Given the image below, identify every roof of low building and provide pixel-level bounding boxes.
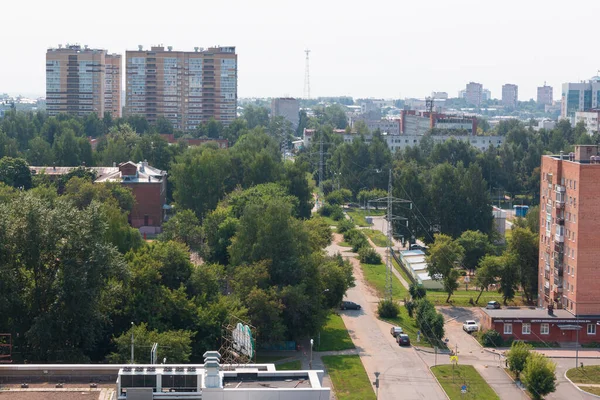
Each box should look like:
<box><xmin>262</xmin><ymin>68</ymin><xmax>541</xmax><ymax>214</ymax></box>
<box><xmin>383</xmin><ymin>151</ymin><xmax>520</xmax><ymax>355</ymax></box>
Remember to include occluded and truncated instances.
<box><xmin>482</xmin><ymin>307</ymin><xmax>575</xmax><ymax>319</ymax></box>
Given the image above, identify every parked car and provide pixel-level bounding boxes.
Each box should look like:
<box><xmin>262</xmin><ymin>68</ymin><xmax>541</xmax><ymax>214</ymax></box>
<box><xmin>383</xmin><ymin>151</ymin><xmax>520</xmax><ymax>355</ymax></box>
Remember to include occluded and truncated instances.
<box><xmin>390</xmin><ymin>326</ymin><xmax>404</xmax><ymax>337</ymax></box>
<box><xmin>409</xmin><ymin>244</ymin><xmax>427</xmax><ymax>252</ymax></box>
<box><xmin>397</xmin><ymin>334</ymin><xmax>411</xmax><ymax>346</ymax></box>
<box><xmin>463</xmin><ymin>320</ymin><xmax>479</xmax><ymax>333</ymax></box>
<box><xmin>340</xmin><ymin>301</ymin><xmax>361</xmax><ymax>310</ymax></box>
<box><xmin>486</xmin><ymin>300</ymin><xmax>501</xmax><ymax>309</ymax></box>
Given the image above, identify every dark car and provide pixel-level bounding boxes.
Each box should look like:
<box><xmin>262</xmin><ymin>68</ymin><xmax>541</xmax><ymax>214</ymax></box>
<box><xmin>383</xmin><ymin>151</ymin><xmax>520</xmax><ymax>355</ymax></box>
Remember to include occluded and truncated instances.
<box><xmin>409</xmin><ymin>244</ymin><xmax>427</xmax><ymax>252</ymax></box>
<box><xmin>340</xmin><ymin>301</ymin><xmax>361</xmax><ymax>310</ymax></box>
<box><xmin>486</xmin><ymin>301</ymin><xmax>501</xmax><ymax>309</ymax></box>
<box><xmin>397</xmin><ymin>334</ymin><xmax>410</xmax><ymax>346</ymax></box>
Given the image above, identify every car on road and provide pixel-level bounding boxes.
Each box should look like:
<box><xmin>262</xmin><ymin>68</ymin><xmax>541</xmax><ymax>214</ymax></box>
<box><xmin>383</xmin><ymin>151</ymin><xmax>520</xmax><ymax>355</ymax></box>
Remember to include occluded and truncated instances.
<box><xmin>397</xmin><ymin>334</ymin><xmax>411</xmax><ymax>346</ymax></box>
<box><xmin>390</xmin><ymin>326</ymin><xmax>404</xmax><ymax>337</ymax></box>
<box><xmin>340</xmin><ymin>301</ymin><xmax>361</xmax><ymax>310</ymax></box>
<box><xmin>486</xmin><ymin>300</ymin><xmax>501</xmax><ymax>309</ymax></box>
<box><xmin>462</xmin><ymin>320</ymin><xmax>479</xmax><ymax>333</ymax></box>
<box><xmin>409</xmin><ymin>244</ymin><xmax>428</xmax><ymax>252</ymax></box>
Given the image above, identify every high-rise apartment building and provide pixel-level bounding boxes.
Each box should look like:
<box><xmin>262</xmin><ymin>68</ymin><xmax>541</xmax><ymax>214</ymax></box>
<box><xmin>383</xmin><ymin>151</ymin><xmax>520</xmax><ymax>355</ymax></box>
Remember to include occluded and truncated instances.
<box><xmin>537</xmin><ymin>84</ymin><xmax>553</xmax><ymax>106</ymax></box>
<box><xmin>465</xmin><ymin>82</ymin><xmax>483</xmax><ymax>106</ymax></box>
<box><xmin>502</xmin><ymin>84</ymin><xmax>518</xmax><ymax>108</ymax></box>
<box><xmin>538</xmin><ymin>146</ymin><xmax>600</xmax><ymax>315</ymax></box>
<box><xmin>271</xmin><ymin>98</ymin><xmax>300</xmax><ymax>130</ymax></box>
<box><xmin>46</xmin><ymin>44</ymin><xmax>111</xmax><ymax>118</ymax></box>
<box><xmin>561</xmin><ymin>76</ymin><xmax>600</xmax><ymax>121</ymax></box>
<box><xmin>105</xmin><ymin>54</ymin><xmax>122</xmax><ymax>118</ymax></box>
<box><xmin>125</xmin><ymin>45</ymin><xmax>237</xmax><ymax>131</ymax></box>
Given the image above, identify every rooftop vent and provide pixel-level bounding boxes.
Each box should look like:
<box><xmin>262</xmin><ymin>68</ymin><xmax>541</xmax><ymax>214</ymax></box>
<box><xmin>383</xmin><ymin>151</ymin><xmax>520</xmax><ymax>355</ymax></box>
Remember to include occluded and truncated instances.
<box><xmin>58</xmin><ymin>44</ymin><xmax>62</xmax><ymax>49</ymax></box>
<box><xmin>194</xmin><ymin>47</ymin><xmax>199</xmax><ymax>52</ymax></box>
<box><xmin>138</xmin><ymin>45</ymin><xmax>143</xmax><ymax>51</ymax></box>
<box><xmin>168</xmin><ymin>46</ymin><xmax>173</xmax><ymax>51</ymax></box>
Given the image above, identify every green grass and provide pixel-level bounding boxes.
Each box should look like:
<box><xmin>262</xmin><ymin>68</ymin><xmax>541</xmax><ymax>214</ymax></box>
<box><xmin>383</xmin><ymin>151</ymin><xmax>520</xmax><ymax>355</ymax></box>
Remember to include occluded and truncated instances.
<box><xmin>361</xmin><ymin>262</ymin><xmax>408</xmax><ymax>300</ymax></box>
<box><xmin>382</xmin><ymin>306</ymin><xmax>440</xmax><ymax>348</ymax></box>
<box><xmin>362</xmin><ymin>229</ymin><xmax>388</xmax><ymax>247</ymax></box>
<box><xmin>277</xmin><ymin>360</ymin><xmax>302</xmax><ymax>370</ymax></box>
<box><xmin>567</xmin><ymin>366</ymin><xmax>600</xmax><ymax>384</ymax></box>
<box><xmin>579</xmin><ymin>386</ymin><xmax>600</xmax><ymax>396</ymax></box>
<box><xmin>346</xmin><ymin>209</ymin><xmax>385</xmax><ymax>227</ymax></box>
<box><xmin>316</xmin><ymin>313</ymin><xmax>355</xmax><ymax>352</ymax></box>
<box><xmin>431</xmin><ymin>365</ymin><xmax>499</xmax><ymax>400</ymax></box>
<box><xmin>425</xmin><ymin>288</ymin><xmax>523</xmax><ymax>307</ymax></box>
<box><xmin>392</xmin><ymin>259</ymin><xmax>415</xmax><ymax>285</ymax></box>
<box><xmin>255</xmin><ymin>354</ymin><xmax>288</xmax><ymax>363</ymax></box>
<box><xmin>322</xmin><ymin>355</ymin><xmax>376</xmax><ymax>400</ymax></box>
<box><xmin>319</xmin><ymin>215</ymin><xmax>342</xmax><ymax>227</ymax></box>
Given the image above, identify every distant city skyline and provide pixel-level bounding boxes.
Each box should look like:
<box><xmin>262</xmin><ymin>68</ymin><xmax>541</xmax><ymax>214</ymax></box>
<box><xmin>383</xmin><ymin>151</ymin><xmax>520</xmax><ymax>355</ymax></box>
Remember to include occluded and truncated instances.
<box><xmin>3</xmin><ymin>0</ymin><xmax>600</xmax><ymax>101</ymax></box>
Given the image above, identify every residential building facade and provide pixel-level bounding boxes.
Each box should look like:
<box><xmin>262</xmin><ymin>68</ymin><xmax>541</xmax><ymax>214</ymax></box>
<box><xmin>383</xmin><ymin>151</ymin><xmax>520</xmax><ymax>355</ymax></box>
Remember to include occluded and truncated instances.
<box><xmin>104</xmin><ymin>54</ymin><xmax>122</xmax><ymax>118</ymax></box>
<box><xmin>561</xmin><ymin>77</ymin><xmax>600</xmax><ymax>121</ymax></box>
<box><xmin>575</xmin><ymin>111</ymin><xmax>600</xmax><ymax>135</ymax></box>
<box><xmin>46</xmin><ymin>44</ymin><xmax>108</xmax><ymax>117</ymax></box>
<box><xmin>271</xmin><ymin>98</ymin><xmax>300</xmax><ymax>130</ymax></box>
<box><xmin>399</xmin><ymin>110</ymin><xmax>478</xmax><ymax>135</ymax></box>
<box><xmin>502</xmin><ymin>84</ymin><xmax>518</xmax><ymax>108</ymax></box>
<box><xmin>537</xmin><ymin>84</ymin><xmax>553</xmax><ymax>106</ymax></box>
<box><xmin>125</xmin><ymin>45</ymin><xmax>237</xmax><ymax>130</ymax></box>
<box><xmin>465</xmin><ymin>82</ymin><xmax>483</xmax><ymax>106</ymax></box>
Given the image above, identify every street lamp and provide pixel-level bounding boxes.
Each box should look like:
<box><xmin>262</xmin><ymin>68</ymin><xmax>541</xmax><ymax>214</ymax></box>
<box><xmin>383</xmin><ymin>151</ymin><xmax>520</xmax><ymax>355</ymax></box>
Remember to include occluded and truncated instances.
<box><xmin>310</xmin><ymin>339</ymin><xmax>314</xmax><ymax>369</ymax></box>
<box><xmin>373</xmin><ymin>371</ymin><xmax>380</xmax><ymax>399</ymax></box>
<box><xmin>130</xmin><ymin>322</ymin><xmax>134</xmax><ymax>364</ymax></box>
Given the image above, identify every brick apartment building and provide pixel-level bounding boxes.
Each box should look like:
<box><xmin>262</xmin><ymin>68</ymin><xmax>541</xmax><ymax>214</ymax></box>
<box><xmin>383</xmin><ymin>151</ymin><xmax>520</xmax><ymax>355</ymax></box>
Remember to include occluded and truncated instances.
<box><xmin>30</xmin><ymin>161</ymin><xmax>167</xmax><ymax>233</ymax></box>
<box><xmin>482</xmin><ymin>145</ymin><xmax>600</xmax><ymax>344</ymax></box>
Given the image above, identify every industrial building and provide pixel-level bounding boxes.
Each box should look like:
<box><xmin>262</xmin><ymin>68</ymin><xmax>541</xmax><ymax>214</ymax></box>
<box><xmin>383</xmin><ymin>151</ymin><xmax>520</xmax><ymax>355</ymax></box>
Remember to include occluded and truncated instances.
<box><xmin>560</xmin><ymin>76</ymin><xmax>600</xmax><ymax>122</ymax></box>
<box><xmin>396</xmin><ymin>250</ymin><xmax>442</xmax><ymax>290</ymax></box>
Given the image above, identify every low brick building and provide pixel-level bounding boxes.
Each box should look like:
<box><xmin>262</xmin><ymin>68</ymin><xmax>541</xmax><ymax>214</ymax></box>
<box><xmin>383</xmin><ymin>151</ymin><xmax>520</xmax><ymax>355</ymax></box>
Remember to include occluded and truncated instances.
<box><xmin>481</xmin><ymin>308</ymin><xmax>600</xmax><ymax>344</ymax></box>
<box><xmin>30</xmin><ymin>161</ymin><xmax>167</xmax><ymax>233</ymax></box>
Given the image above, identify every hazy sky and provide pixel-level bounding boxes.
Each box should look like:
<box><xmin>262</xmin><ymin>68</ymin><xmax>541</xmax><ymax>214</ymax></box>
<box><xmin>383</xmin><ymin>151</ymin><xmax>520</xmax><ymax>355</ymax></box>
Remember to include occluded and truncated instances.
<box><xmin>3</xmin><ymin>0</ymin><xmax>600</xmax><ymax>101</ymax></box>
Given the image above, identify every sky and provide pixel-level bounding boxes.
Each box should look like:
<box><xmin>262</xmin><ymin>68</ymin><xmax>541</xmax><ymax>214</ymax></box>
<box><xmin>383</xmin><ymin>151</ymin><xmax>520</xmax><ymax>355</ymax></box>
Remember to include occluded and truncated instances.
<box><xmin>3</xmin><ymin>0</ymin><xmax>600</xmax><ymax>101</ymax></box>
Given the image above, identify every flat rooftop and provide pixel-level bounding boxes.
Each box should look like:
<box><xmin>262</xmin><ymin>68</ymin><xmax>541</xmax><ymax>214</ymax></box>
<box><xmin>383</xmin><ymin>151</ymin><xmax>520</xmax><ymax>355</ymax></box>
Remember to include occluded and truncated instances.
<box><xmin>223</xmin><ymin>375</ymin><xmax>311</xmax><ymax>389</ymax></box>
<box><xmin>482</xmin><ymin>308</ymin><xmax>575</xmax><ymax>319</ymax></box>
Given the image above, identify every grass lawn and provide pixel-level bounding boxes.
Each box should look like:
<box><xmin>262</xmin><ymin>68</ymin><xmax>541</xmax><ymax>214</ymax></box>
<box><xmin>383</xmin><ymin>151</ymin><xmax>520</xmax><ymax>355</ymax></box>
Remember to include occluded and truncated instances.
<box><xmin>338</xmin><ymin>241</ymin><xmax>352</xmax><ymax>247</ymax></box>
<box><xmin>566</xmin><ymin>366</ymin><xmax>600</xmax><ymax>384</ymax></box>
<box><xmin>361</xmin><ymin>262</ymin><xmax>408</xmax><ymax>300</ymax></box>
<box><xmin>425</xmin><ymin>288</ymin><xmax>523</xmax><ymax>307</ymax></box>
<box><xmin>579</xmin><ymin>386</ymin><xmax>600</xmax><ymax>396</ymax></box>
<box><xmin>346</xmin><ymin>209</ymin><xmax>385</xmax><ymax>227</ymax></box>
<box><xmin>316</xmin><ymin>313</ymin><xmax>355</xmax><ymax>352</ymax></box>
<box><xmin>392</xmin><ymin>259</ymin><xmax>415</xmax><ymax>285</ymax></box>
<box><xmin>431</xmin><ymin>365</ymin><xmax>499</xmax><ymax>400</ymax></box>
<box><xmin>362</xmin><ymin>229</ymin><xmax>388</xmax><ymax>247</ymax></box>
<box><xmin>319</xmin><ymin>215</ymin><xmax>342</xmax><ymax>227</ymax></box>
<box><xmin>277</xmin><ymin>360</ymin><xmax>302</xmax><ymax>370</ymax></box>
<box><xmin>382</xmin><ymin>305</ymin><xmax>441</xmax><ymax>348</ymax></box>
<box><xmin>322</xmin><ymin>355</ymin><xmax>376</xmax><ymax>400</ymax></box>
<box><xmin>255</xmin><ymin>354</ymin><xmax>288</xmax><ymax>363</ymax></box>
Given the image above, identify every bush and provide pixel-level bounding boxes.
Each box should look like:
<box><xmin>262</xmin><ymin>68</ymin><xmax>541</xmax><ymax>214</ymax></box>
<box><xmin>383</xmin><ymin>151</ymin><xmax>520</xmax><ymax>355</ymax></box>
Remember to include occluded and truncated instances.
<box><xmin>459</xmin><ymin>270</ymin><xmax>467</xmax><ymax>276</ymax></box>
<box><xmin>405</xmin><ymin>301</ymin><xmax>416</xmax><ymax>318</ymax></box>
<box><xmin>507</xmin><ymin>341</ymin><xmax>533</xmax><ymax>379</ymax></box>
<box><xmin>409</xmin><ymin>283</ymin><xmax>426</xmax><ymax>300</ymax></box>
<box><xmin>377</xmin><ymin>299</ymin><xmax>400</xmax><ymax>318</ymax></box>
<box><xmin>344</xmin><ymin>229</ymin><xmax>369</xmax><ymax>252</ymax></box>
<box><xmin>358</xmin><ymin>246</ymin><xmax>382</xmax><ymax>264</ymax></box>
<box><xmin>325</xmin><ymin>189</ymin><xmax>352</xmax><ymax>206</ymax></box>
<box><xmin>480</xmin><ymin>329</ymin><xmax>503</xmax><ymax>347</ymax></box>
<box><xmin>337</xmin><ymin>219</ymin><xmax>355</xmax><ymax>234</ymax></box>
<box><xmin>521</xmin><ymin>352</ymin><xmax>557</xmax><ymax>399</ymax></box>
<box><xmin>414</xmin><ymin>299</ymin><xmax>445</xmax><ymax>344</ymax></box>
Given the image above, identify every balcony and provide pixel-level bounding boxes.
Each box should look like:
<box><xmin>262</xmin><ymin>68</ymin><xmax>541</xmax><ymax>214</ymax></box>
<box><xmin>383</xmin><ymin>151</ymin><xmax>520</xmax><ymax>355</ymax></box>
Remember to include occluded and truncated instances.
<box><xmin>555</xmin><ymin>200</ymin><xmax>565</xmax><ymax>209</ymax></box>
<box><xmin>555</xmin><ymin>233</ymin><xmax>564</xmax><ymax>243</ymax></box>
<box><xmin>555</xmin><ymin>185</ymin><xmax>566</xmax><ymax>193</ymax></box>
<box><xmin>545</xmin><ymin>271</ymin><xmax>551</xmax><ymax>281</ymax></box>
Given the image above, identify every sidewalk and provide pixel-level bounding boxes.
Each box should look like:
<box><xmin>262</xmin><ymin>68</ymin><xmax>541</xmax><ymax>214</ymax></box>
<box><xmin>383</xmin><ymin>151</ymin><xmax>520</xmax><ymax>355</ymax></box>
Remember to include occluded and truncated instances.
<box><xmin>484</xmin><ymin>347</ymin><xmax>600</xmax><ymax>359</ymax></box>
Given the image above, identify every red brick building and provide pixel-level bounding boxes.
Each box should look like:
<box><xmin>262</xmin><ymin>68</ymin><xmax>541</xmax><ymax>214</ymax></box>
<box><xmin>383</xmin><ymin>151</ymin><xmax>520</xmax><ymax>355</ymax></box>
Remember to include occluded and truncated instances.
<box><xmin>30</xmin><ymin>161</ymin><xmax>167</xmax><ymax>233</ymax></box>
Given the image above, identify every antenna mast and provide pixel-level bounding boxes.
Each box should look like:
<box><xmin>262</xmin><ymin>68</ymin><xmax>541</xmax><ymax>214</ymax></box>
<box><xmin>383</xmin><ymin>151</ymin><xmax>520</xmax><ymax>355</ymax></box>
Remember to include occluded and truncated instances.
<box><xmin>304</xmin><ymin>49</ymin><xmax>311</xmax><ymax>99</ymax></box>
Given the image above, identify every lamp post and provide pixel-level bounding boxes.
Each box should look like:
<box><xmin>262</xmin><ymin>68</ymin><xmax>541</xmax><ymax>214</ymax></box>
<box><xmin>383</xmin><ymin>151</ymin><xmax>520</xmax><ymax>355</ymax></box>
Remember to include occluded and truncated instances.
<box><xmin>310</xmin><ymin>339</ymin><xmax>314</xmax><ymax>369</ymax></box>
<box><xmin>130</xmin><ymin>322</ymin><xmax>134</xmax><ymax>364</ymax></box>
<box><xmin>373</xmin><ymin>371</ymin><xmax>380</xmax><ymax>399</ymax></box>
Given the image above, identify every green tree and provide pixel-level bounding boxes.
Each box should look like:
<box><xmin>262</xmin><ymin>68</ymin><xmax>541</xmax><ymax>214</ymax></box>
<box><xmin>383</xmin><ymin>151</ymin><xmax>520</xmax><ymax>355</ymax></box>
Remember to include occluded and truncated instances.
<box><xmin>507</xmin><ymin>227</ymin><xmax>539</xmax><ymax>303</ymax></box>
<box><xmin>0</xmin><ymin>157</ymin><xmax>32</xmax><ymax>189</ymax></box>
<box><xmin>108</xmin><ymin>323</ymin><xmax>192</xmax><ymax>363</ymax></box>
<box><xmin>27</xmin><ymin>137</ymin><xmax>54</xmax><ymax>166</ymax></box>
<box><xmin>414</xmin><ymin>299</ymin><xmax>445</xmax><ymax>344</ymax></box>
<box><xmin>53</xmin><ymin>128</ymin><xmax>81</xmax><ymax>166</ymax></box>
<box><xmin>245</xmin><ymin>287</ymin><xmax>286</xmax><ymax>343</ymax></box>
<box><xmin>203</xmin><ymin>206</ymin><xmax>239</xmax><ymax>265</ymax></box>
<box><xmin>426</xmin><ymin>234</ymin><xmax>465</xmax><ymax>302</ymax></box>
<box><xmin>229</xmin><ymin>129</ymin><xmax>283</xmax><ymax>188</ymax></box>
<box><xmin>409</xmin><ymin>283</ymin><xmax>426</xmax><ymax>300</ymax></box>
<box><xmin>521</xmin><ymin>352</ymin><xmax>557</xmax><ymax>400</ymax></box>
<box><xmin>507</xmin><ymin>340</ymin><xmax>532</xmax><ymax>379</ymax></box>
<box><xmin>159</xmin><ymin>209</ymin><xmax>203</xmax><ymax>251</ymax></box>
<box><xmin>498</xmin><ymin>259</ymin><xmax>519</xmax><ymax>305</ymax></box>
<box><xmin>474</xmin><ymin>256</ymin><xmax>502</xmax><ymax>303</ymax></box>
<box><xmin>243</xmin><ymin>104</ymin><xmax>270</xmax><ymax>129</ymax></box>
<box><xmin>456</xmin><ymin>230</ymin><xmax>494</xmax><ymax>270</ymax></box>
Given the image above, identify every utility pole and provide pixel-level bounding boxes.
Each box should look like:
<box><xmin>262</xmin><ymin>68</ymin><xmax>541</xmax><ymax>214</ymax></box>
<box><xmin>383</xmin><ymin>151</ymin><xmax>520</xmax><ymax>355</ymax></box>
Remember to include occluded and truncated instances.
<box><xmin>304</xmin><ymin>49</ymin><xmax>311</xmax><ymax>100</ymax></box>
<box><xmin>318</xmin><ymin>132</ymin><xmax>324</xmax><ymax>209</ymax></box>
<box><xmin>130</xmin><ymin>322</ymin><xmax>134</xmax><ymax>364</ymax></box>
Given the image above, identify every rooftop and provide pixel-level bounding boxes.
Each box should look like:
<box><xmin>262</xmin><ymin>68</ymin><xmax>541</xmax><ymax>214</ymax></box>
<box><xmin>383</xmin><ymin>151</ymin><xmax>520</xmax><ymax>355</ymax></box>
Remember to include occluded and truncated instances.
<box><xmin>482</xmin><ymin>307</ymin><xmax>575</xmax><ymax>319</ymax></box>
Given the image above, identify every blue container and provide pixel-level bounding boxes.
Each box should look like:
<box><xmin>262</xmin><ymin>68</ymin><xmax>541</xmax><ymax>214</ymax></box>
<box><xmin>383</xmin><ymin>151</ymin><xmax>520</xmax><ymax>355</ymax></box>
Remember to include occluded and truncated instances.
<box><xmin>513</xmin><ymin>205</ymin><xmax>529</xmax><ymax>217</ymax></box>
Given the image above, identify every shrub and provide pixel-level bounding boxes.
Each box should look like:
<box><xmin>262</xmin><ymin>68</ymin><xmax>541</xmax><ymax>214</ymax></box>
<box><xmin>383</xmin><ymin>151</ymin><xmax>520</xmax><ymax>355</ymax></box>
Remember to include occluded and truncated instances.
<box><xmin>480</xmin><ymin>329</ymin><xmax>503</xmax><ymax>347</ymax></box>
<box><xmin>325</xmin><ymin>189</ymin><xmax>352</xmax><ymax>206</ymax></box>
<box><xmin>344</xmin><ymin>229</ymin><xmax>369</xmax><ymax>252</ymax></box>
<box><xmin>358</xmin><ymin>246</ymin><xmax>382</xmax><ymax>264</ymax></box>
<box><xmin>414</xmin><ymin>299</ymin><xmax>445</xmax><ymax>344</ymax></box>
<box><xmin>521</xmin><ymin>352</ymin><xmax>557</xmax><ymax>399</ymax></box>
<box><xmin>409</xmin><ymin>283</ymin><xmax>426</xmax><ymax>300</ymax></box>
<box><xmin>405</xmin><ymin>300</ymin><xmax>416</xmax><ymax>318</ymax></box>
<box><xmin>337</xmin><ymin>219</ymin><xmax>355</xmax><ymax>234</ymax></box>
<box><xmin>459</xmin><ymin>270</ymin><xmax>467</xmax><ymax>276</ymax></box>
<box><xmin>377</xmin><ymin>299</ymin><xmax>400</xmax><ymax>318</ymax></box>
<box><xmin>507</xmin><ymin>341</ymin><xmax>533</xmax><ymax>379</ymax></box>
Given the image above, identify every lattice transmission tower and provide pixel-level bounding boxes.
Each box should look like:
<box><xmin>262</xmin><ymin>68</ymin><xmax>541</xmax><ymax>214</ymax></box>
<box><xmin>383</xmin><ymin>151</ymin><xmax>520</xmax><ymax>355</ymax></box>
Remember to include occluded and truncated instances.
<box><xmin>304</xmin><ymin>49</ymin><xmax>311</xmax><ymax>99</ymax></box>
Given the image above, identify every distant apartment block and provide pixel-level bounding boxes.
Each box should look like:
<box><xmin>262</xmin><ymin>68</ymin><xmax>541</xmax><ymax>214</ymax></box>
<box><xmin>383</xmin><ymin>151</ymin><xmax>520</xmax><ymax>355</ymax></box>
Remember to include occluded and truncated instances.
<box><xmin>537</xmin><ymin>83</ymin><xmax>553</xmax><ymax>106</ymax></box>
<box><xmin>125</xmin><ymin>45</ymin><xmax>237</xmax><ymax>130</ymax></box>
<box><xmin>431</xmin><ymin>92</ymin><xmax>448</xmax><ymax>100</ymax></box>
<box><xmin>271</xmin><ymin>98</ymin><xmax>300</xmax><ymax>130</ymax></box>
<box><xmin>561</xmin><ymin>76</ymin><xmax>600</xmax><ymax>121</ymax></box>
<box><xmin>502</xmin><ymin>84</ymin><xmax>518</xmax><ymax>108</ymax></box>
<box><xmin>105</xmin><ymin>54</ymin><xmax>122</xmax><ymax>118</ymax></box>
<box><xmin>349</xmin><ymin>116</ymin><xmax>401</xmax><ymax>135</ymax></box>
<box><xmin>465</xmin><ymin>82</ymin><xmax>483</xmax><ymax>106</ymax></box>
<box><xmin>575</xmin><ymin>111</ymin><xmax>600</xmax><ymax>135</ymax></box>
<box><xmin>399</xmin><ymin>110</ymin><xmax>477</xmax><ymax>135</ymax></box>
<box><xmin>46</xmin><ymin>44</ymin><xmax>118</xmax><ymax>118</ymax></box>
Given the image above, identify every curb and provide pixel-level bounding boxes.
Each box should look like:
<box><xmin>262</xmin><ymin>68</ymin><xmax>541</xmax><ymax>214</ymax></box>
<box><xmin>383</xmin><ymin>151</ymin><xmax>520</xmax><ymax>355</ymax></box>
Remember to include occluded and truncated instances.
<box><xmin>501</xmin><ymin>368</ymin><xmax>532</xmax><ymax>399</ymax></box>
<box><xmin>429</xmin><ymin>366</ymin><xmax>450</xmax><ymax>400</ymax></box>
<box><xmin>564</xmin><ymin>370</ymin><xmax>600</xmax><ymax>399</ymax></box>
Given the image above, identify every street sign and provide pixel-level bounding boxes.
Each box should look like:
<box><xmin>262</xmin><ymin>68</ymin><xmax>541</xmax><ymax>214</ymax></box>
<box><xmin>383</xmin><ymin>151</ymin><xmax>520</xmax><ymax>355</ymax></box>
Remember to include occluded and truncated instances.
<box><xmin>461</xmin><ymin>385</ymin><xmax>467</xmax><ymax>394</ymax></box>
<box><xmin>450</xmin><ymin>355</ymin><xmax>458</xmax><ymax>364</ymax></box>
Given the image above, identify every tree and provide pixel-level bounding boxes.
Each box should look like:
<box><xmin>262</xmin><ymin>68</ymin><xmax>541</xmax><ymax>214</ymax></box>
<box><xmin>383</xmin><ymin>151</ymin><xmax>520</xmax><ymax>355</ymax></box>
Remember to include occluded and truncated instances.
<box><xmin>245</xmin><ymin>288</ymin><xmax>286</xmax><ymax>343</ymax></box>
<box><xmin>108</xmin><ymin>323</ymin><xmax>192</xmax><ymax>363</ymax></box>
<box><xmin>414</xmin><ymin>299</ymin><xmax>445</xmax><ymax>344</ymax></box>
<box><xmin>426</xmin><ymin>234</ymin><xmax>465</xmax><ymax>302</ymax></box>
<box><xmin>160</xmin><ymin>209</ymin><xmax>203</xmax><ymax>251</ymax></box>
<box><xmin>243</xmin><ymin>105</ymin><xmax>270</xmax><ymax>129</ymax></box>
<box><xmin>507</xmin><ymin>227</ymin><xmax>539</xmax><ymax>303</ymax></box>
<box><xmin>474</xmin><ymin>256</ymin><xmax>502</xmax><ymax>303</ymax></box>
<box><xmin>498</xmin><ymin>259</ymin><xmax>519</xmax><ymax>305</ymax></box>
<box><xmin>0</xmin><ymin>157</ymin><xmax>32</xmax><ymax>189</ymax></box>
<box><xmin>506</xmin><ymin>340</ymin><xmax>532</xmax><ymax>379</ymax></box>
<box><xmin>53</xmin><ymin>128</ymin><xmax>81</xmax><ymax>166</ymax></box>
<box><xmin>521</xmin><ymin>352</ymin><xmax>557</xmax><ymax>400</ymax></box>
<box><xmin>409</xmin><ymin>283</ymin><xmax>426</xmax><ymax>300</ymax></box>
<box><xmin>27</xmin><ymin>137</ymin><xmax>54</xmax><ymax>166</ymax></box>
<box><xmin>456</xmin><ymin>230</ymin><xmax>494</xmax><ymax>270</ymax></box>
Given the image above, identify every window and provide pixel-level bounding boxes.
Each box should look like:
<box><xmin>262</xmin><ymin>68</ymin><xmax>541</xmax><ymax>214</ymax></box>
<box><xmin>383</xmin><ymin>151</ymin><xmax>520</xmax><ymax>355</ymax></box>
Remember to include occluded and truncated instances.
<box><xmin>504</xmin><ymin>323</ymin><xmax>513</xmax><ymax>334</ymax></box>
<box><xmin>541</xmin><ymin>323</ymin><xmax>549</xmax><ymax>335</ymax></box>
<box><xmin>522</xmin><ymin>323</ymin><xmax>531</xmax><ymax>334</ymax></box>
<box><xmin>588</xmin><ymin>324</ymin><xmax>596</xmax><ymax>335</ymax></box>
